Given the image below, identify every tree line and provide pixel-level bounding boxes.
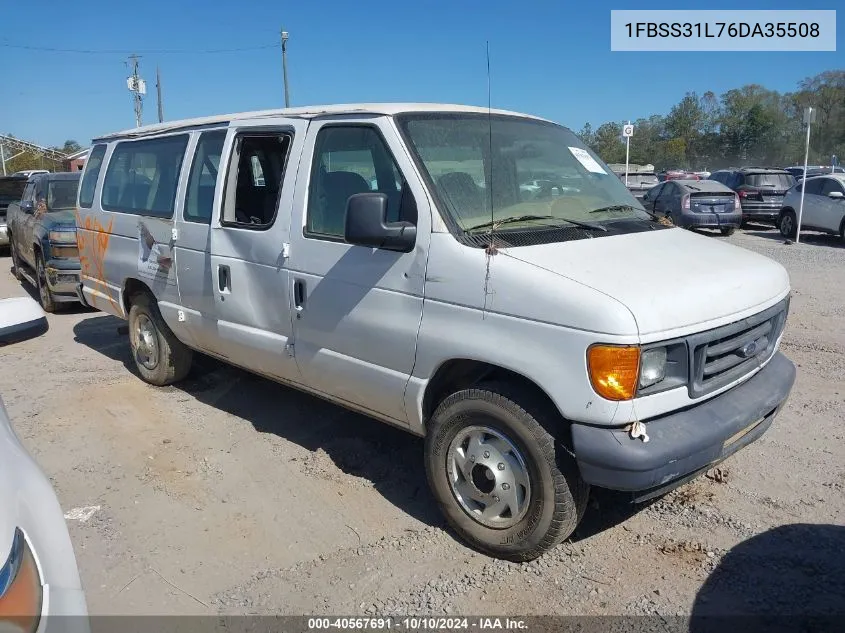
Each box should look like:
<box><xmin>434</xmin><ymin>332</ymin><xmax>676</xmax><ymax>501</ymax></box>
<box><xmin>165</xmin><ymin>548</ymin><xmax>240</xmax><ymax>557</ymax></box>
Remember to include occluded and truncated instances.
<box><xmin>578</xmin><ymin>70</ymin><xmax>844</xmax><ymax>172</ymax></box>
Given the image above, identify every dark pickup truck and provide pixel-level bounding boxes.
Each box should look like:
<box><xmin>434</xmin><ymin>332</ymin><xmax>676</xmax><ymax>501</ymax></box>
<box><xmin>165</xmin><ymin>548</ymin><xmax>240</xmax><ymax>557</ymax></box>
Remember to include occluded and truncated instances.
<box><xmin>7</xmin><ymin>172</ymin><xmax>82</xmax><ymax>311</ymax></box>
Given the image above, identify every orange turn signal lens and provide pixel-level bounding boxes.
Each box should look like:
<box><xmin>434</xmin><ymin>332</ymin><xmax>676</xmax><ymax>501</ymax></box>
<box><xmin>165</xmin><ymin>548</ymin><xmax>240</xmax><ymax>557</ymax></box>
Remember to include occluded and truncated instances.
<box><xmin>0</xmin><ymin>529</ymin><xmax>42</xmax><ymax>633</ymax></box>
<box><xmin>587</xmin><ymin>345</ymin><xmax>641</xmax><ymax>401</ymax></box>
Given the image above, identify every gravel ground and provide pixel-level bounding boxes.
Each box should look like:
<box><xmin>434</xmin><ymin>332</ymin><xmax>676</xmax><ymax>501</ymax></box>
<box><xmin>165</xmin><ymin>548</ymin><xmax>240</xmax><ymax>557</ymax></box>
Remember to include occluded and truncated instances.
<box><xmin>1</xmin><ymin>225</ymin><xmax>843</xmax><ymax>620</ymax></box>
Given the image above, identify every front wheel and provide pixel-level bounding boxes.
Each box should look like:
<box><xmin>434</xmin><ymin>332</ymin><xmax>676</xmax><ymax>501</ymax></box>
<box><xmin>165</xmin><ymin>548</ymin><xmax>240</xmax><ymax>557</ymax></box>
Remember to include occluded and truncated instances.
<box><xmin>779</xmin><ymin>210</ymin><xmax>797</xmax><ymax>238</ymax></box>
<box><xmin>35</xmin><ymin>254</ymin><xmax>58</xmax><ymax>313</ymax></box>
<box><xmin>425</xmin><ymin>383</ymin><xmax>588</xmax><ymax>561</ymax></box>
<box><xmin>720</xmin><ymin>227</ymin><xmax>736</xmax><ymax>236</ymax></box>
<box><xmin>128</xmin><ymin>292</ymin><xmax>193</xmax><ymax>386</ymax></box>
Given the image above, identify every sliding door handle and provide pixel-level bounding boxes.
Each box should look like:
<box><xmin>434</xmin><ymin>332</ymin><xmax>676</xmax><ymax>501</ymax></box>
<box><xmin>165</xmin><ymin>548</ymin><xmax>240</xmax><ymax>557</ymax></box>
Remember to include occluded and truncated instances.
<box><xmin>218</xmin><ymin>265</ymin><xmax>231</xmax><ymax>292</ymax></box>
<box><xmin>293</xmin><ymin>279</ymin><xmax>306</xmax><ymax>313</ymax></box>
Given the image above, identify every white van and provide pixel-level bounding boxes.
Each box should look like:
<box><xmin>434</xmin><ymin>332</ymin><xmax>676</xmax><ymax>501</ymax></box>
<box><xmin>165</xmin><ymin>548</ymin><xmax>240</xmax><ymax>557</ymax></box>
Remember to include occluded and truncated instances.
<box><xmin>75</xmin><ymin>104</ymin><xmax>795</xmax><ymax>561</ymax></box>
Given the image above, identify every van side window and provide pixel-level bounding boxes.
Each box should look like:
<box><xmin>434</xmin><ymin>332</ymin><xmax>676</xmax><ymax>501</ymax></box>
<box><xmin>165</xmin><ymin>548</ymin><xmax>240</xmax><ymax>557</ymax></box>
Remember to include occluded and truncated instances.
<box><xmin>79</xmin><ymin>144</ymin><xmax>107</xmax><ymax>208</ymax></box>
<box><xmin>306</xmin><ymin>126</ymin><xmax>415</xmax><ymax>240</ymax></box>
<box><xmin>184</xmin><ymin>130</ymin><xmax>226</xmax><ymax>224</ymax></box>
<box><xmin>221</xmin><ymin>134</ymin><xmax>291</xmax><ymax>228</ymax></box>
<box><xmin>101</xmin><ymin>134</ymin><xmax>189</xmax><ymax>217</ymax></box>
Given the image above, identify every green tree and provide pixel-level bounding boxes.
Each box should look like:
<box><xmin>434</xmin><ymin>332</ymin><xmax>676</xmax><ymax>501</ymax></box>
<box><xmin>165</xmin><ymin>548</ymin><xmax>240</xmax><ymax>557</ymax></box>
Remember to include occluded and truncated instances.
<box><xmin>593</xmin><ymin>122</ymin><xmax>625</xmax><ymax>164</ymax></box>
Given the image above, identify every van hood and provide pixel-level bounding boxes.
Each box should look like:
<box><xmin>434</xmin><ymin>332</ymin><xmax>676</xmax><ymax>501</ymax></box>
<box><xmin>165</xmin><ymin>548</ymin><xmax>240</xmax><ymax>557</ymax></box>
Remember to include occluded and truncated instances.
<box><xmin>502</xmin><ymin>227</ymin><xmax>790</xmax><ymax>337</ymax></box>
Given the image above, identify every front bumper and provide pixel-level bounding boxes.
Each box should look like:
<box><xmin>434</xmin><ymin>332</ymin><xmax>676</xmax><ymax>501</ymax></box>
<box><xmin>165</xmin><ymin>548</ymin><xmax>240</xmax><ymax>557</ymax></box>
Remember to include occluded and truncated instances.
<box><xmin>571</xmin><ymin>351</ymin><xmax>795</xmax><ymax>499</ymax></box>
<box><xmin>45</xmin><ymin>262</ymin><xmax>81</xmax><ymax>300</ymax></box>
<box><xmin>0</xmin><ymin>223</ymin><xmax>8</xmax><ymax>246</ymax></box>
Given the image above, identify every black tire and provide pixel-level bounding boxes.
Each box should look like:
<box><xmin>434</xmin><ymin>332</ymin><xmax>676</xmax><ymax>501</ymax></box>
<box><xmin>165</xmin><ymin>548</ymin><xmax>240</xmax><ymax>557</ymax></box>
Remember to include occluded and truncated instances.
<box><xmin>425</xmin><ymin>382</ymin><xmax>589</xmax><ymax>562</ymax></box>
<box><xmin>779</xmin><ymin>210</ymin><xmax>797</xmax><ymax>239</ymax></box>
<box><xmin>720</xmin><ymin>227</ymin><xmax>736</xmax><ymax>236</ymax></box>
<box><xmin>127</xmin><ymin>292</ymin><xmax>193</xmax><ymax>386</ymax></box>
<box><xmin>9</xmin><ymin>238</ymin><xmax>23</xmax><ymax>281</ymax></box>
<box><xmin>35</xmin><ymin>253</ymin><xmax>58</xmax><ymax>313</ymax></box>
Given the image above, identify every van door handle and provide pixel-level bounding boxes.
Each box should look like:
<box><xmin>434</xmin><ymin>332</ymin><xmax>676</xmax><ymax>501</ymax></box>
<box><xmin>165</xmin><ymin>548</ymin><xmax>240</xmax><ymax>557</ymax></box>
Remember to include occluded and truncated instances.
<box><xmin>293</xmin><ymin>279</ymin><xmax>306</xmax><ymax>313</ymax></box>
<box><xmin>218</xmin><ymin>265</ymin><xmax>231</xmax><ymax>293</ymax></box>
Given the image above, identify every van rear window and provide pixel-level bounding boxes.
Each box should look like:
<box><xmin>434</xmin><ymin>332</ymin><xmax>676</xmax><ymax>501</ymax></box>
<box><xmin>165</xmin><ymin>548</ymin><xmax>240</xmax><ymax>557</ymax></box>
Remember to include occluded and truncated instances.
<box><xmin>101</xmin><ymin>134</ymin><xmax>189</xmax><ymax>217</ymax></box>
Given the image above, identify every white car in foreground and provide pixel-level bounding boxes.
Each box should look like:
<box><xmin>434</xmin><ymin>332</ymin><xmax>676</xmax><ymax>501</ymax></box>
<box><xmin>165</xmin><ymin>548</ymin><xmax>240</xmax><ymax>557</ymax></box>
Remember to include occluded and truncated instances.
<box><xmin>0</xmin><ymin>297</ymin><xmax>88</xmax><ymax>633</ymax></box>
<box><xmin>778</xmin><ymin>174</ymin><xmax>845</xmax><ymax>240</ymax></box>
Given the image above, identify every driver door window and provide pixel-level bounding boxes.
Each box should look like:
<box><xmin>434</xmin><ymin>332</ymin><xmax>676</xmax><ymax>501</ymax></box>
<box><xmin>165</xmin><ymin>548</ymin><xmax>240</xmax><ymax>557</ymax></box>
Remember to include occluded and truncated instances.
<box><xmin>305</xmin><ymin>126</ymin><xmax>413</xmax><ymax>240</ymax></box>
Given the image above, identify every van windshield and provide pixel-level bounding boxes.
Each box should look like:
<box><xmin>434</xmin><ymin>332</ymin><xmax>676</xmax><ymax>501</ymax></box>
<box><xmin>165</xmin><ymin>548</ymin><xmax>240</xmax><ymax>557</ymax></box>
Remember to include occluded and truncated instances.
<box><xmin>397</xmin><ymin>114</ymin><xmax>650</xmax><ymax>233</ymax></box>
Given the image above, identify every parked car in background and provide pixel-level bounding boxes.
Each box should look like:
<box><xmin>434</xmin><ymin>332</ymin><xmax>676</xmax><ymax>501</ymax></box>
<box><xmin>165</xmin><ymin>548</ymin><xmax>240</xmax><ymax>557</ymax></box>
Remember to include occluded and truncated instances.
<box><xmin>777</xmin><ymin>174</ymin><xmax>845</xmax><ymax>241</ymax></box>
<box><xmin>6</xmin><ymin>172</ymin><xmax>82</xmax><ymax>312</ymax></box>
<box><xmin>0</xmin><ymin>175</ymin><xmax>28</xmax><ymax>250</ymax></box>
<box><xmin>0</xmin><ymin>296</ymin><xmax>89</xmax><ymax>632</ymax></box>
<box><xmin>709</xmin><ymin>168</ymin><xmax>796</xmax><ymax>226</ymax></box>
<box><xmin>621</xmin><ymin>171</ymin><xmax>659</xmax><ymax>200</ymax></box>
<box><xmin>75</xmin><ymin>103</ymin><xmax>795</xmax><ymax>561</ymax></box>
<box><xmin>11</xmin><ymin>170</ymin><xmax>50</xmax><ymax>178</ymax></box>
<box><xmin>659</xmin><ymin>170</ymin><xmax>701</xmax><ymax>182</ymax></box>
<box><xmin>642</xmin><ymin>179</ymin><xmax>741</xmax><ymax>235</ymax></box>
<box><xmin>783</xmin><ymin>165</ymin><xmax>845</xmax><ymax>182</ymax></box>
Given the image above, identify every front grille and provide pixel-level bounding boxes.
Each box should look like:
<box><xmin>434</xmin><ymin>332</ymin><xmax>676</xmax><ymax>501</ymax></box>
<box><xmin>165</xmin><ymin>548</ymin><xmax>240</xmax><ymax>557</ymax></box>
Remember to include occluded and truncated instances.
<box><xmin>688</xmin><ymin>297</ymin><xmax>789</xmax><ymax>398</ymax></box>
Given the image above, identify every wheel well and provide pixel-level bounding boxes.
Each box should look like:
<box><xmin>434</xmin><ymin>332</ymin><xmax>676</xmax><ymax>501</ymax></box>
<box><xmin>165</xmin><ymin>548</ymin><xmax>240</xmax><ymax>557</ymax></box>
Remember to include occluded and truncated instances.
<box><xmin>422</xmin><ymin>359</ymin><xmax>569</xmax><ymax>441</ymax></box>
<box><xmin>780</xmin><ymin>207</ymin><xmax>795</xmax><ymax>219</ymax></box>
<box><xmin>122</xmin><ymin>278</ymin><xmax>153</xmax><ymax>315</ymax></box>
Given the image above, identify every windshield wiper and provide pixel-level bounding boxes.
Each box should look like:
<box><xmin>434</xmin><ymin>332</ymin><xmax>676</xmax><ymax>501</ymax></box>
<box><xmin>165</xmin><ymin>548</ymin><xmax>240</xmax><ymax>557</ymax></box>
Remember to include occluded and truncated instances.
<box><xmin>590</xmin><ymin>203</ymin><xmax>656</xmax><ymax>220</ymax></box>
<box><xmin>465</xmin><ymin>214</ymin><xmax>607</xmax><ymax>233</ymax></box>
<box><xmin>588</xmin><ymin>204</ymin><xmax>640</xmax><ymax>213</ymax></box>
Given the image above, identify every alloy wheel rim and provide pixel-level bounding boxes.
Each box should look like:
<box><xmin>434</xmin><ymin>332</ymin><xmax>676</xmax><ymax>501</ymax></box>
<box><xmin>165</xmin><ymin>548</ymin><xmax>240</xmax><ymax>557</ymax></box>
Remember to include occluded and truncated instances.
<box><xmin>446</xmin><ymin>425</ymin><xmax>532</xmax><ymax>529</ymax></box>
<box><xmin>134</xmin><ymin>314</ymin><xmax>159</xmax><ymax>370</ymax></box>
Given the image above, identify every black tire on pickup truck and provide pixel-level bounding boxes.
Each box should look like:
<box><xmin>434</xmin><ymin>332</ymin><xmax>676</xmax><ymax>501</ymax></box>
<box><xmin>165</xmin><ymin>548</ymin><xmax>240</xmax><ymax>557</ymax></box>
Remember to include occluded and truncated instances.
<box><xmin>35</xmin><ymin>253</ymin><xmax>58</xmax><ymax>313</ymax></box>
<box><xmin>9</xmin><ymin>238</ymin><xmax>23</xmax><ymax>281</ymax></box>
<box><xmin>127</xmin><ymin>292</ymin><xmax>193</xmax><ymax>386</ymax></box>
<box><xmin>425</xmin><ymin>382</ymin><xmax>589</xmax><ymax>562</ymax></box>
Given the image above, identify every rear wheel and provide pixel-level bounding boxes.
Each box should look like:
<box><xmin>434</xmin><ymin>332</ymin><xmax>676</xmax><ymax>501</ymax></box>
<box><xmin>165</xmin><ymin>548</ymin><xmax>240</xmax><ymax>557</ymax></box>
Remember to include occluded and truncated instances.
<box><xmin>35</xmin><ymin>254</ymin><xmax>58</xmax><ymax>313</ymax></box>
<box><xmin>9</xmin><ymin>238</ymin><xmax>22</xmax><ymax>281</ymax></box>
<box><xmin>128</xmin><ymin>292</ymin><xmax>193</xmax><ymax>386</ymax></box>
<box><xmin>425</xmin><ymin>382</ymin><xmax>588</xmax><ymax>562</ymax></box>
<box><xmin>779</xmin><ymin>210</ymin><xmax>797</xmax><ymax>239</ymax></box>
<box><xmin>720</xmin><ymin>227</ymin><xmax>736</xmax><ymax>236</ymax></box>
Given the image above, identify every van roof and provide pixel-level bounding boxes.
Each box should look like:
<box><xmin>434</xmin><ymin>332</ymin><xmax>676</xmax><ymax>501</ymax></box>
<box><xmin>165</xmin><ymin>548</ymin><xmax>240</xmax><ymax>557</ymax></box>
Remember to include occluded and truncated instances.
<box><xmin>93</xmin><ymin>103</ymin><xmax>553</xmax><ymax>142</ymax></box>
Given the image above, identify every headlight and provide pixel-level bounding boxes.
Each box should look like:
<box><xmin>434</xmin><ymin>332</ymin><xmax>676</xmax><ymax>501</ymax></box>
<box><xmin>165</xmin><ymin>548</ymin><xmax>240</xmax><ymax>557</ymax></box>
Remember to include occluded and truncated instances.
<box><xmin>0</xmin><ymin>529</ymin><xmax>42</xmax><ymax>633</ymax></box>
<box><xmin>48</xmin><ymin>230</ymin><xmax>77</xmax><ymax>244</ymax></box>
<box><xmin>639</xmin><ymin>347</ymin><xmax>667</xmax><ymax>388</ymax></box>
<box><xmin>587</xmin><ymin>345</ymin><xmax>640</xmax><ymax>401</ymax></box>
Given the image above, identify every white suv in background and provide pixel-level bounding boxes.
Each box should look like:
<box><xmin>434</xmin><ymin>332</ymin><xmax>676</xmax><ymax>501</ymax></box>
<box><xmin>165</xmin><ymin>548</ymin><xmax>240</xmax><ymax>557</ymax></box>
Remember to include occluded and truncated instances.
<box><xmin>778</xmin><ymin>174</ymin><xmax>845</xmax><ymax>241</ymax></box>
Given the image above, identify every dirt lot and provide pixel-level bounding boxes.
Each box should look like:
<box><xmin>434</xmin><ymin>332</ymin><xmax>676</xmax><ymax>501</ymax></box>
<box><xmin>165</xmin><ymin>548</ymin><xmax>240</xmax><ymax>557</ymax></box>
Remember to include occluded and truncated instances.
<box><xmin>1</xmin><ymin>227</ymin><xmax>843</xmax><ymax>619</ymax></box>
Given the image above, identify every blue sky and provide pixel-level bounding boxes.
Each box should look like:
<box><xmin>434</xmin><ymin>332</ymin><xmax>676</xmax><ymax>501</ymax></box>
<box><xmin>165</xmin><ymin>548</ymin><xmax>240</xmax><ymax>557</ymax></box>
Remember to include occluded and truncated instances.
<box><xmin>0</xmin><ymin>0</ymin><xmax>841</xmax><ymax>148</ymax></box>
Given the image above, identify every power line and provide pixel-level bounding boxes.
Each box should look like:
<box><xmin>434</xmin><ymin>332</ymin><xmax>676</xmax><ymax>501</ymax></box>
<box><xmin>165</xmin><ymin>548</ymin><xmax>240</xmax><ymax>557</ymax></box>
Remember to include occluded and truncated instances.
<box><xmin>1</xmin><ymin>42</ymin><xmax>277</xmax><ymax>55</ymax></box>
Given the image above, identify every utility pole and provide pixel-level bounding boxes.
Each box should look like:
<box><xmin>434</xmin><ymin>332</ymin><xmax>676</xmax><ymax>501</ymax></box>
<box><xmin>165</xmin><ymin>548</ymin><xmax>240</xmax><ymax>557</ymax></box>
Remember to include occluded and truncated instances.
<box><xmin>281</xmin><ymin>28</ymin><xmax>290</xmax><ymax>108</ymax></box>
<box><xmin>127</xmin><ymin>54</ymin><xmax>145</xmax><ymax>128</ymax></box>
<box><xmin>795</xmin><ymin>106</ymin><xmax>816</xmax><ymax>245</ymax></box>
<box><xmin>156</xmin><ymin>66</ymin><xmax>164</xmax><ymax>123</ymax></box>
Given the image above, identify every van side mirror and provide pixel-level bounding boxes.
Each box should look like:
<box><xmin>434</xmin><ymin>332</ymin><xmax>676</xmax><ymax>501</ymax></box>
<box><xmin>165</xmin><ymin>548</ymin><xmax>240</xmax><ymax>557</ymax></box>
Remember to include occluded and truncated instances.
<box><xmin>0</xmin><ymin>297</ymin><xmax>48</xmax><ymax>347</ymax></box>
<box><xmin>344</xmin><ymin>193</ymin><xmax>416</xmax><ymax>253</ymax></box>
<box><xmin>20</xmin><ymin>200</ymin><xmax>34</xmax><ymax>214</ymax></box>
<box><xmin>828</xmin><ymin>191</ymin><xmax>844</xmax><ymax>200</ymax></box>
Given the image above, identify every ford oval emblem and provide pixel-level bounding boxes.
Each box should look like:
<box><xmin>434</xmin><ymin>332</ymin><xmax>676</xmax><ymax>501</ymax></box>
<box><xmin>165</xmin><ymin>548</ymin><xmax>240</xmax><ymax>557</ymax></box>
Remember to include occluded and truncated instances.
<box><xmin>740</xmin><ymin>340</ymin><xmax>758</xmax><ymax>358</ymax></box>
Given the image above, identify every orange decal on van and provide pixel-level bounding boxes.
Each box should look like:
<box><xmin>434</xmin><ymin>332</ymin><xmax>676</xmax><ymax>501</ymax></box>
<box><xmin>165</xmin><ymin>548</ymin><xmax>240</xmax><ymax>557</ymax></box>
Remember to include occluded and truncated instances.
<box><xmin>76</xmin><ymin>210</ymin><xmax>118</xmax><ymax>312</ymax></box>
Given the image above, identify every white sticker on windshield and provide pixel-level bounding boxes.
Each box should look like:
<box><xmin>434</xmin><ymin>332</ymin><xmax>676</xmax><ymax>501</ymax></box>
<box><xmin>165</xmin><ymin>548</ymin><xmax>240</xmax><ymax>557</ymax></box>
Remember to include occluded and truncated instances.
<box><xmin>568</xmin><ymin>147</ymin><xmax>607</xmax><ymax>174</ymax></box>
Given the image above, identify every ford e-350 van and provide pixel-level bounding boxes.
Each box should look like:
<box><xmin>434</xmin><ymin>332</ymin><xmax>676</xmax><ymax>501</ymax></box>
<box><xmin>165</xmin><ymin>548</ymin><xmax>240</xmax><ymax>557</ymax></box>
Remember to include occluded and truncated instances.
<box><xmin>75</xmin><ymin>104</ymin><xmax>795</xmax><ymax>561</ymax></box>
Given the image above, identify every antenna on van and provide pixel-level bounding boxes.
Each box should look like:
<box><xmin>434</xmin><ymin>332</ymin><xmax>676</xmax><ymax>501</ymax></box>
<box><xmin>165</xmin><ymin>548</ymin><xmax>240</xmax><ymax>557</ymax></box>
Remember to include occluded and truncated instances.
<box><xmin>485</xmin><ymin>41</ymin><xmax>497</xmax><ymax>257</ymax></box>
<box><xmin>482</xmin><ymin>41</ymin><xmax>496</xmax><ymax>319</ymax></box>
